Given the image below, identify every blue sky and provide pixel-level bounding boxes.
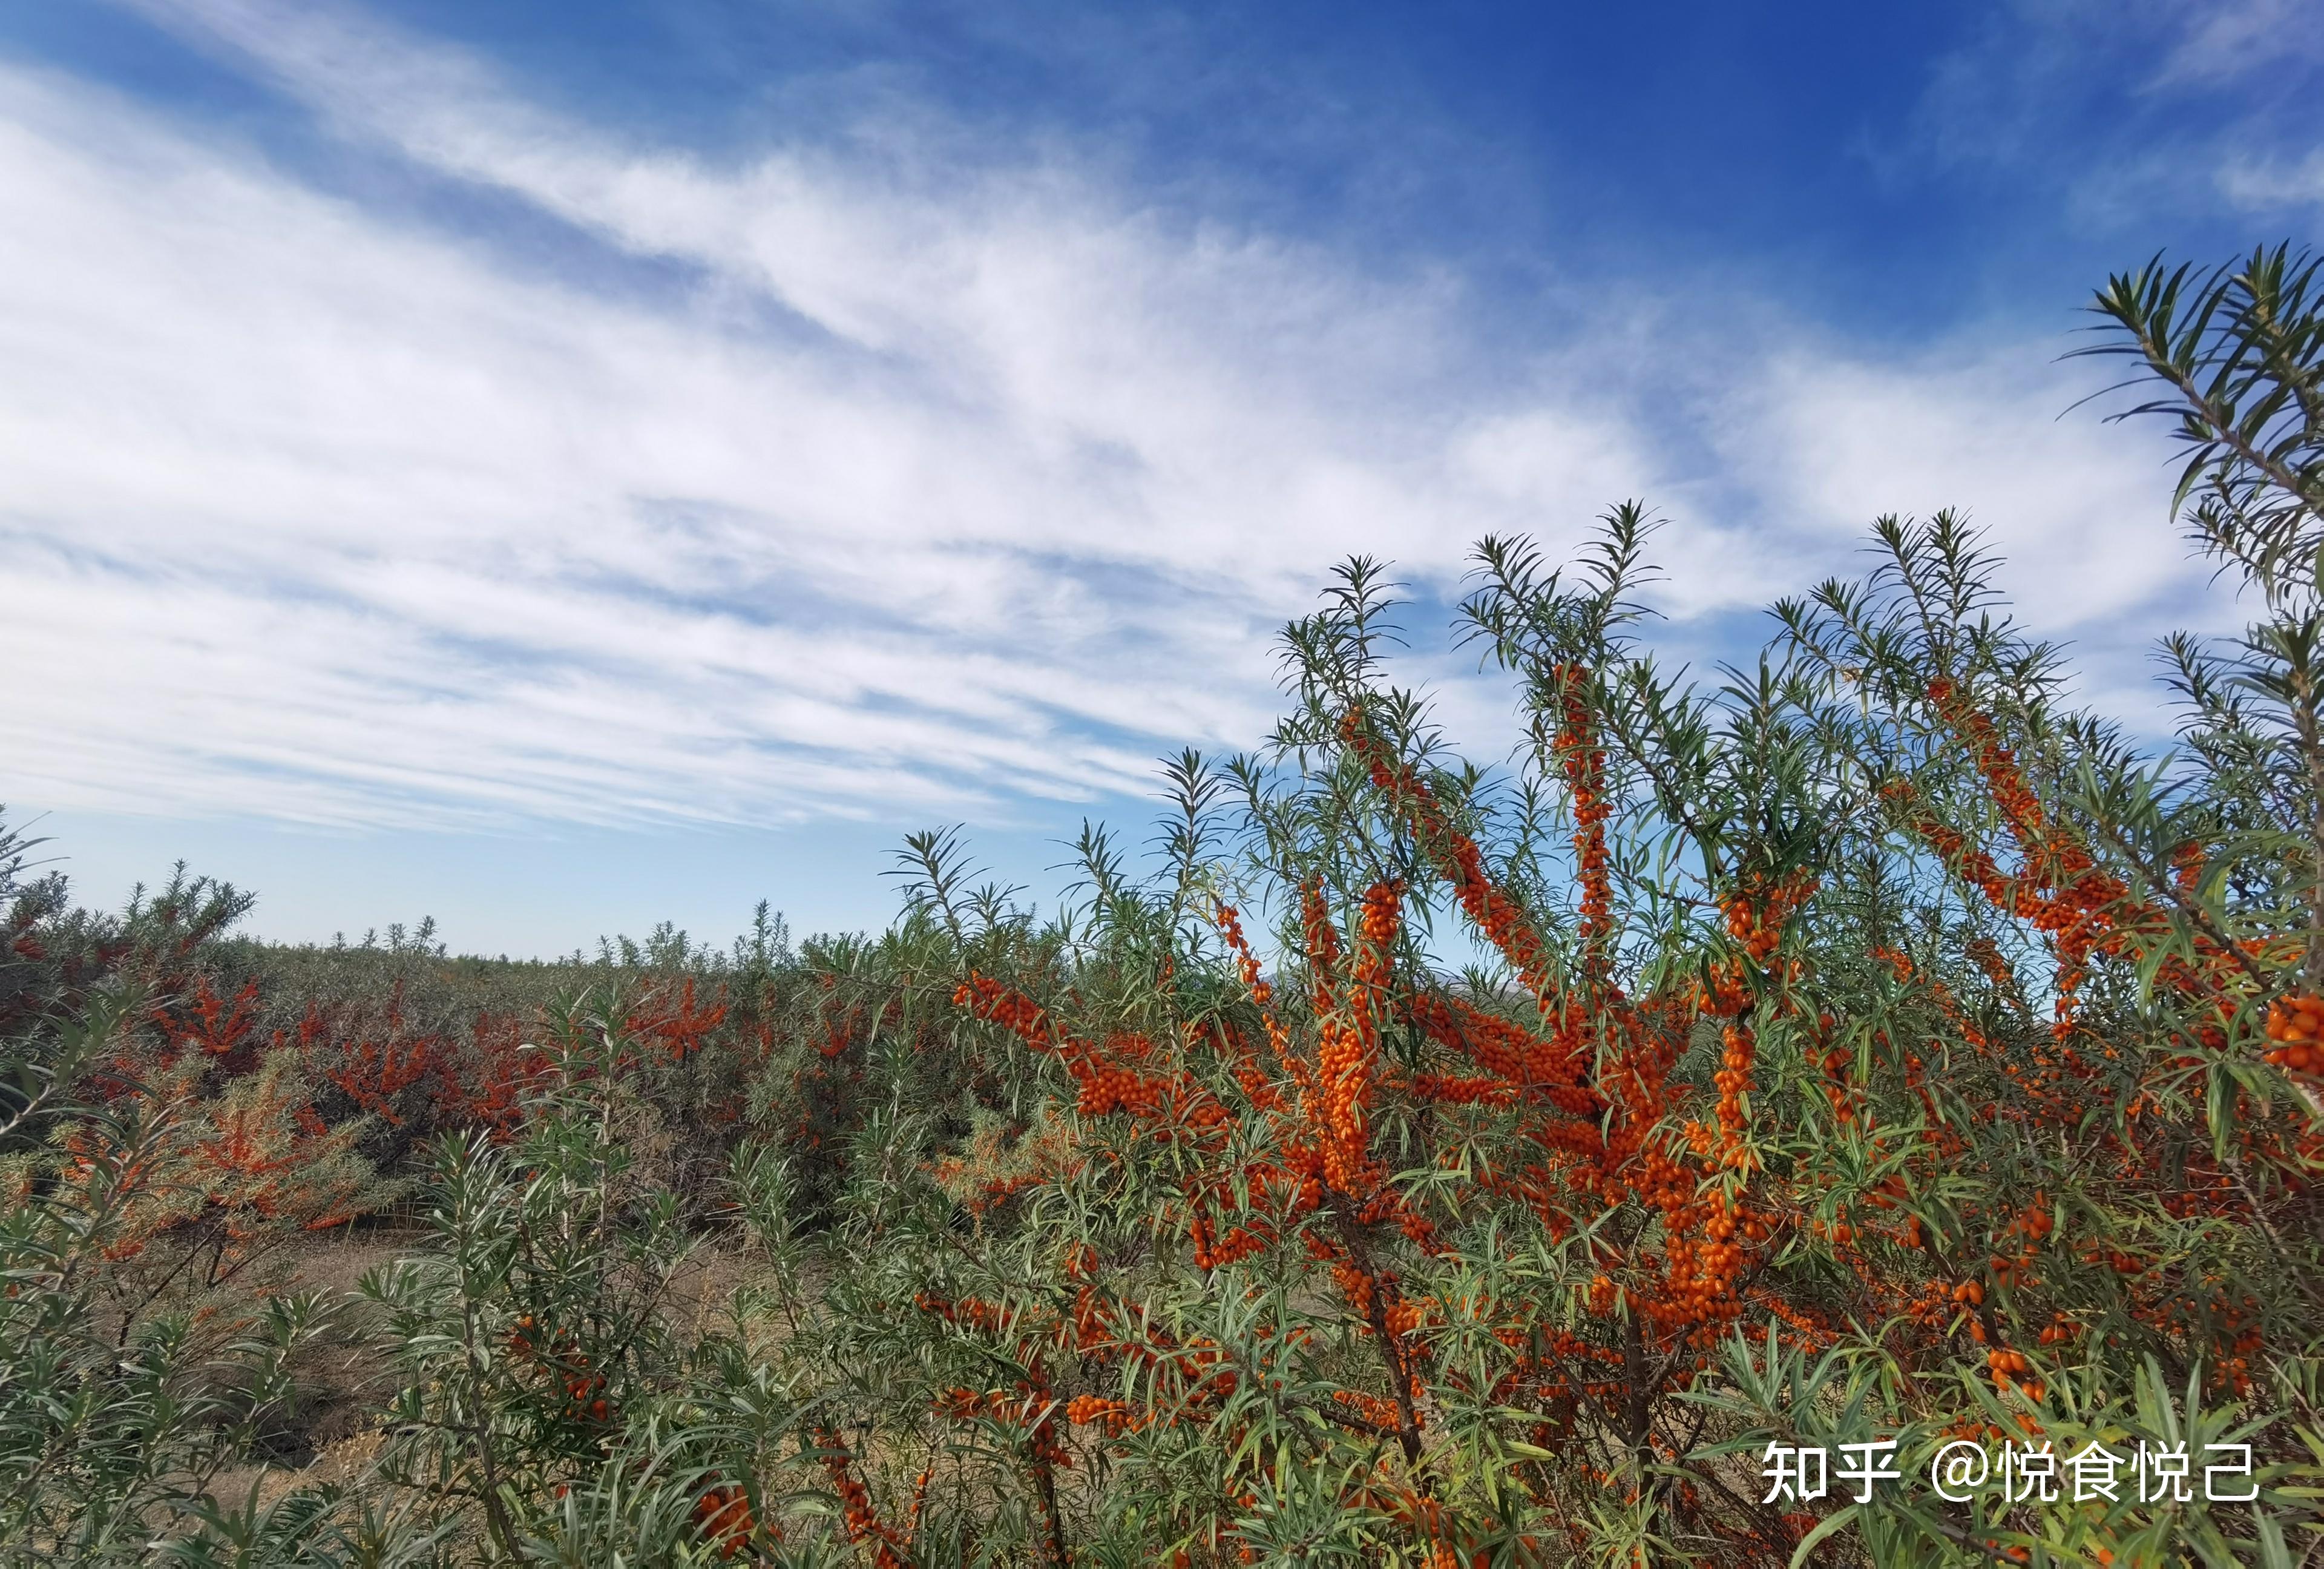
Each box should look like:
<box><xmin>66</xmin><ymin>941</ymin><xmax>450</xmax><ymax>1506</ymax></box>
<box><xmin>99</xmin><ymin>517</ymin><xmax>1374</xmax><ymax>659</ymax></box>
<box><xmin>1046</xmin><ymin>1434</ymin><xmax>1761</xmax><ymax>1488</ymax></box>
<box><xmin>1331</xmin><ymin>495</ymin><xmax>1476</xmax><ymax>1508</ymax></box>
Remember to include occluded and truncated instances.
<box><xmin>4</xmin><ymin>0</ymin><xmax>2321</xmax><ymax>956</ymax></box>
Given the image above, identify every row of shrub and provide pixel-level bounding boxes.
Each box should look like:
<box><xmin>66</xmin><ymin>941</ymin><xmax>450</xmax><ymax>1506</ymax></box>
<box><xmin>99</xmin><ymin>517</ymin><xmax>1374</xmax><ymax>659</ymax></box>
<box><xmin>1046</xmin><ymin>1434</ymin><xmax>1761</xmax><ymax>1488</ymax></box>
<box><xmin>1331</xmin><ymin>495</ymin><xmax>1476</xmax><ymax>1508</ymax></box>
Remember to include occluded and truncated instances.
<box><xmin>4</xmin><ymin>247</ymin><xmax>2323</xmax><ymax>1565</ymax></box>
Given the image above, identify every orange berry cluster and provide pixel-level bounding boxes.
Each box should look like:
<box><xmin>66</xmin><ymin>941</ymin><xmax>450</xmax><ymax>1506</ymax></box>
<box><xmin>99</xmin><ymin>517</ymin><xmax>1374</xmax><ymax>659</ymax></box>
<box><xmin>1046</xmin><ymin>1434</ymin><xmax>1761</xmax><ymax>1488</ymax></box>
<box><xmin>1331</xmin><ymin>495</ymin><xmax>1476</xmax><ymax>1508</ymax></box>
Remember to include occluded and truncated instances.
<box><xmin>1064</xmin><ymin>1394</ymin><xmax>1143</xmax><ymax>1434</ymax></box>
<box><xmin>953</xmin><ymin>970</ymin><xmax>1272</xmax><ymax>1276</ymax></box>
<box><xmin>692</xmin><ymin>1481</ymin><xmax>756</xmax><ymax>1558</ymax></box>
<box><xmin>504</xmin><ymin>1315</ymin><xmax>615</xmax><ymax>1425</ymax></box>
<box><xmin>1330</xmin><ymin>1387</ymin><xmax>1404</xmax><ymax>1430</ymax></box>
<box><xmin>1900</xmin><ymin>680</ymin><xmax>2188</xmax><ymax>1043</ymax></box>
<box><xmin>625</xmin><ymin>975</ymin><xmax>730</xmax><ymax>1062</ymax></box>
<box><xmin>913</xmin><ymin>1289</ymin><xmax>1014</xmax><ymax>1337</ymax></box>
<box><xmin>1802</xmin><ymin>1041</ymin><xmax>1865</xmax><ymax>1130</ymax></box>
<box><xmin>1404</xmin><ymin>1071</ymin><xmax>1516</xmax><ymax>1106</ymax></box>
<box><xmin>2007</xmin><ymin>1197</ymin><xmax>2055</xmax><ymax>1246</ymax></box>
<box><xmin>153</xmin><ymin>974</ymin><xmax>263</xmax><ymax>1064</ymax></box>
<box><xmin>432</xmin><ymin>1012</ymin><xmax>558</xmax><ymax>1136</ymax></box>
<box><xmin>1718</xmin><ymin>873</ymin><xmax>1815</xmax><ymax>965</ymax></box>
<box><xmin>1552</xmin><ymin>665</ymin><xmax>1615</xmax><ymax>967</ymax></box>
<box><xmin>1187</xmin><ymin>1207</ymin><xmax>1269</xmax><ymax>1270</ymax></box>
<box><xmin>2037</xmin><ymin>1314</ymin><xmax>2079</xmax><ymax>1347</ymax></box>
<box><xmin>323</xmin><ymin>1032</ymin><xmax>438</xmax><ymax>1127</ymax></box>
<box><xmin>1215</xmin><ymin>902</ymin><xmax>1296</xmax><ymax>1066</ymax></box>
<box><xmin>2267</xmin><ymin>993</ymin><xmax>2323</xmax><ymax>1075</ymax></box>
<box><xmin>936</xmin><ymin>1383</ymin><xmax>1072</xmax><ymax>1470</ymax></box>
<box><xmin>1405</xmin><ymin>992</ymin><xmax>1593</xmax><ymax>1111</ymax></box>
<box><xmin>1984</xmin><ymin>1346</ymin><xmax>2042</xmax><ymax>1401</ymax></box>
<box><xmin>1341</xmin><ymin>707</ymin><xmax>1558</xmax><ymax>1002</ymax></box>
<box><xmin>953</xmin><ymin>973</ymin><xmax>1184</xmax><ymax>1121</ymax></box>
<box><xmin>1710</xmin><ymin>1022</ymin><xmax>1756</xmax><ymax>1157</ymax></box>
<box><xmin>1312</xmin><ymin>880</ymin><xmax>1401</xmax><ymax>1194</ymax></box>
<box><xmin>812</xmin><ymin>1425</ymin><xmax>905</xmax><ymax>1569</ymax></box>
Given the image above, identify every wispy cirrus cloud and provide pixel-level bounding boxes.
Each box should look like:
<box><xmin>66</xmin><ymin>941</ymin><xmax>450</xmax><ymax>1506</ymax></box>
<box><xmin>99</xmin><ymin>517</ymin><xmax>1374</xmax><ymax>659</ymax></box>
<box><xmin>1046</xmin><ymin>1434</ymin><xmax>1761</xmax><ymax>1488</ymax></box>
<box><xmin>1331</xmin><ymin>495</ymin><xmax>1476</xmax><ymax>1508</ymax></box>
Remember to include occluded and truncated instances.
<box><xmin>1896</xmin><ymin>0</ymin><xmax>2324</xmax><ymax>229</ymax></box>
<box><xmin>0</xmin><ymin>0</ymin><xmax>2216</xmax><ymax>840</ymax></box>
<box><xmin>2155</xmin><ymin>0</ymin><xmax>2324</xmax><ymax>87</ymax></box>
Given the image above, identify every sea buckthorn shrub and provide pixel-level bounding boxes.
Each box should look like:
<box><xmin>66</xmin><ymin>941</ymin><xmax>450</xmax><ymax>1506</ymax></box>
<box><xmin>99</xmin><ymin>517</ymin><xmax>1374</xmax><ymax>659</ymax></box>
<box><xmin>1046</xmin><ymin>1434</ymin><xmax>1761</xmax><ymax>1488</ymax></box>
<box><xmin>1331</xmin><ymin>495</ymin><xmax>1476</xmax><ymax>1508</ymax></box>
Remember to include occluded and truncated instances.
<box><xmin>829</xmin><ymin>530</ymin><xmax>2322</xmax><ymax>1565</ymax></box>
<box><xmin>0</xmin><ymin>978</ymin><xmax>357</xmax><ymax>1559</ymax></box>
<box><xmin>358</xmin><ymin>995</ymin><xmax>788</xmax><ymax>1562</ymax></box>
<box><xmin>0</xmin><ymin>843</ymin><xmax>404</xmax><ymax>1559</ymax></box>
<box><xmin>0</xmin><ymin>245</ymin><xmax>2319</xmax><ymax>1566</ymax></box>
<box><xmin>775</xmin><ymin>249</ymin><xmax>2324</xmax><ymax>1566</ymax></box>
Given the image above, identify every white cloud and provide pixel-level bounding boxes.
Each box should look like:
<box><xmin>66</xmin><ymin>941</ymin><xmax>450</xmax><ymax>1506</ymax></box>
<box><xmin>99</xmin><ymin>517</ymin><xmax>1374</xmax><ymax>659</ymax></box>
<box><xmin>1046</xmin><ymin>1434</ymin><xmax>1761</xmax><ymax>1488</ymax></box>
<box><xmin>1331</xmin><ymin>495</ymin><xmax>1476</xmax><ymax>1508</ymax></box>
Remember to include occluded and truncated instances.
<box><xmin>1720</xmin><ymin>346</ymin><xmax>2195</xmax><ymax>625</ymax></box>
<box><xmin>2155</xmin><ymin>0</ymin><xmax>2324</xmax><ymax>87</ymax></box>
<box><xmin>0</xmin><ymin>1</ymin><xmax>2215</xmax><ymax>835</ymax></box>
<box><xmin>2222</xmin><ymin>150</ymin><xmax>2324</xmax><ymax>211</ymax></box>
